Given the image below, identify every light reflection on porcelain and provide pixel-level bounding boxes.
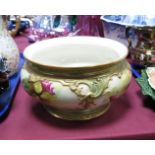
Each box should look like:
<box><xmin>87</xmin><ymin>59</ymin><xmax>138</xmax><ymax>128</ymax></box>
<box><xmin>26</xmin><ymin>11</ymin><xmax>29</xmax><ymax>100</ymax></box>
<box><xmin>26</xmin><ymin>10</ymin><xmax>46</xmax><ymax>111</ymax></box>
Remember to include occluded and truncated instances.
<box><xmin>21</xmin><ymin>36</ymin><xmax>131</xmax><ymax>120</ymax></box>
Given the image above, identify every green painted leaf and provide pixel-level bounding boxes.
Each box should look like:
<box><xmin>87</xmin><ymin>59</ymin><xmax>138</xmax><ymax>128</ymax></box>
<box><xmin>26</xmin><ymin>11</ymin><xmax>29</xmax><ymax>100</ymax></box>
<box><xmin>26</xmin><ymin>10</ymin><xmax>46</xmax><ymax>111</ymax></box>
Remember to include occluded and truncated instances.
<box><xmin>40</xmin><ymin>92</ymin><xmax>57</xmax><ymax>101</ymax></box>
<box><xmin>22</xmin><ymin>79</ymin><xmax>30</xmax><ymax>91</ymax></box>
<box><xmin>33</xmin><ymin>81</ymin><xmax>42</xmax><ymax>94</ymax></box>
<box><xmin>90</xmin><ymin>80</ymin><xmax>108</xmax><ymax>98</ymax></box>
<box><xmin>136</xmin><ymin>70</ymin><xmax>155</xmax><ymax>100</ymax></box>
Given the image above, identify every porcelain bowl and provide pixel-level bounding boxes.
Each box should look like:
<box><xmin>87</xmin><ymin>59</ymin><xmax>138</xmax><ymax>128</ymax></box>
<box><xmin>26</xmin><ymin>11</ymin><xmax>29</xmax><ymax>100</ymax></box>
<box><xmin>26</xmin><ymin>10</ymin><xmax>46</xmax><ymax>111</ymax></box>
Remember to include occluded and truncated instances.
<box><xmin>101</xmin><ymin>15</ymin><xmax>155</xmax><ymax>66</ymax></box>
<box><xmin>21</xmin><ymin>36</ymin><xmax>131</xmax><ymax>120</ymax></box>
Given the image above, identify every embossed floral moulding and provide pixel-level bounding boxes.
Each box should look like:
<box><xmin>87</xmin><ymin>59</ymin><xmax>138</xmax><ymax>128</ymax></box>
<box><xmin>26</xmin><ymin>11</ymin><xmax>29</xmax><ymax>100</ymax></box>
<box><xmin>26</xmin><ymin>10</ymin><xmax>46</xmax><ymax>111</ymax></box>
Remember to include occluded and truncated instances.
<box><xmin>21</xmin><ymin>36</ymin><xmax>131</xmax><ymax>120</ymax></box>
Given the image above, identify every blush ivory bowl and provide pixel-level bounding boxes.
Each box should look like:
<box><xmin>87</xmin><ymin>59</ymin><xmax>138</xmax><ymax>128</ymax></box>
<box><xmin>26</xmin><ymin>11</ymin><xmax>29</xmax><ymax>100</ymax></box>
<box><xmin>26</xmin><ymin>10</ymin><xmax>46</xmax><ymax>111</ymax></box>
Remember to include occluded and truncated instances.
<box><xmin>21</xmin><ymin>36</ymin><xmax>131</xmax><ymax>121</ymax></box>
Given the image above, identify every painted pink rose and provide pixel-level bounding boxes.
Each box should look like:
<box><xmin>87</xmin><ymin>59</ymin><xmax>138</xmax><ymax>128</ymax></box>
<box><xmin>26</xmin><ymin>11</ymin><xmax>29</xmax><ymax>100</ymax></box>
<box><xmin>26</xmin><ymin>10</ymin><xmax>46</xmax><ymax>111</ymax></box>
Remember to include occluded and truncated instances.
<box><xmin>41</xmin><ymin>80</ymin><xmax>55</xmax><ymax>95</ymax></box>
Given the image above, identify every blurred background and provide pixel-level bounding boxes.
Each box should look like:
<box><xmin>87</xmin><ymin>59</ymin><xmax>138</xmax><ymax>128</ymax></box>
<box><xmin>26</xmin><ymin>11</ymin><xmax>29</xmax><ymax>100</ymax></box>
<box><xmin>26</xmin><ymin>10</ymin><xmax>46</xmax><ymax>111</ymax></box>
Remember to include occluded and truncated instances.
<box><xmin>6</xmin><ymin>15</ymin><xmax>104</xmax><ymax>42</ymax></box>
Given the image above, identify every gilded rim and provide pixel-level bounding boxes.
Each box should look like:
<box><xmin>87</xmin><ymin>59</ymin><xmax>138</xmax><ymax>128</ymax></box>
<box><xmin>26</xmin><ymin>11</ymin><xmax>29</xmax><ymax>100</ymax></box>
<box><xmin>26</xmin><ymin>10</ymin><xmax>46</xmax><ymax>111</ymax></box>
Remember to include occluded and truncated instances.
<box><xmin>25</xmin><ymin>60</ymin><xmax>129</xmax><ymax>78</ymax></box>
<box><xmin>23</xmin><ymin>36</ymin><xmax>128</xmax><ymax>73</ymax></box>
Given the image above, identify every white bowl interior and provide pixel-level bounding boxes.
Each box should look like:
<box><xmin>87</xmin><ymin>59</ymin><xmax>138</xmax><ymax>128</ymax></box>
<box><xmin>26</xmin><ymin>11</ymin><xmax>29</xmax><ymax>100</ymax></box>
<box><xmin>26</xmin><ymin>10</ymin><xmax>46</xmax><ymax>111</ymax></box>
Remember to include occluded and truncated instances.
<box><xmin>24</xmin><ymin>36</ymin><xmax>128</xmax><ymax>68</ymax></box>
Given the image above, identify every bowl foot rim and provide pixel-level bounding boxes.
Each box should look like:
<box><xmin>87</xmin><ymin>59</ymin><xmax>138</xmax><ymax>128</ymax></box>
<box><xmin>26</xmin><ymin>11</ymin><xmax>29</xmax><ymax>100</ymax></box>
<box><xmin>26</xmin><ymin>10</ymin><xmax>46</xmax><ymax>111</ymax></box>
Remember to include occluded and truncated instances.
<box><xmin>42</xmin><ymin>102</ymin><xmax>111</xmax><ymax>121</ymax></box>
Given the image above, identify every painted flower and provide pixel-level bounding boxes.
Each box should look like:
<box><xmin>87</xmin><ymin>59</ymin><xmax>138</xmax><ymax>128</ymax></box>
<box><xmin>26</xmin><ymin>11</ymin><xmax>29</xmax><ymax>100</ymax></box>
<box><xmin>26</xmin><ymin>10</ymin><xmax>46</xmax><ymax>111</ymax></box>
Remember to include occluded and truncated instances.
<box><xmin>41</xmin><ymin>80</ymin><xmax>55</xmax><ymax>95</ymax></box>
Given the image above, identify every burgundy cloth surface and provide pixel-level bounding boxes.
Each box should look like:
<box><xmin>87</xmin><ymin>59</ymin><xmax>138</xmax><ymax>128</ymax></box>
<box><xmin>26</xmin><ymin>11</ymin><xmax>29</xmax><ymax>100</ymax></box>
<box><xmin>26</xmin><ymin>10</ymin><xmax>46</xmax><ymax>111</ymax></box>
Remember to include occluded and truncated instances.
<box><xmin>0</xmin><ymin>35</ymin><xmax>155</xmax><ymax>140</ymax></box>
